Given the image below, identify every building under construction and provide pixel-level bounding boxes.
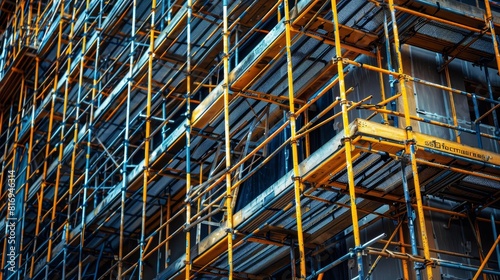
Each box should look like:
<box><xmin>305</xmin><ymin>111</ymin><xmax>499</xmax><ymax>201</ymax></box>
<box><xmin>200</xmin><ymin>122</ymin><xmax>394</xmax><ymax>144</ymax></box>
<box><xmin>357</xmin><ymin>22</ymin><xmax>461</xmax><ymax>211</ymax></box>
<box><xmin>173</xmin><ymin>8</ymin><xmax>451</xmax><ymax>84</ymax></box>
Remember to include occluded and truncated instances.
<box><xmin>1</xmin><ymin>0</ymin><xmax>500</xmax><ymax>279</ymax></box>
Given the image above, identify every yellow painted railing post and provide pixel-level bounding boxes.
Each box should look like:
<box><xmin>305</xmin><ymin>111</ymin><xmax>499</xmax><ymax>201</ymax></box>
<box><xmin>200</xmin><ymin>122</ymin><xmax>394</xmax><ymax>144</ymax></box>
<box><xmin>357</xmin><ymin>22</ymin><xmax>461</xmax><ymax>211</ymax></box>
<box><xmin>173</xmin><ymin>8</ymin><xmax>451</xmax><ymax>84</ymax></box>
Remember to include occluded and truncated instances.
<box><xmin>19</xmin><ymin>56</ymin><xmax>39</xmax><ymax>278</ymax></box>
<box><xmin>46</xmin><ymin>5</ymin><xmax>75</xmax><ymax>275</ymax></box>
<box><xmin>330</xmin><ymin>0</ymin><xmax>364</xmax><ymax>278</ymax></box>
<box><xmin>65</xmin><ymin>5</ymin><xmax>85</xmax><ymax>274</ymax></box>
<box><xmin>388</xmin><ymin>1</ymin><xmax>433</xmax><ymax>279</ymax></box>
<box><xmin>31</xmin><ymin>0</ymin><xmax>64</xmax><ymax>275</ymax></box>
<box><xmin>185</xmin><ymin>0</ymin><xmax>193</xmax><ymax>278</ymax></box>
<box><xmin>484</xmin><ymin>0</ymin><xmax>500</xmax><ymax>75</ymax></box>
<box><xmin>283</xmin><ymin>0</ymin><xmax>307</xmax><ymax>278</ymax></box>
<box><xmin>223</xmin><ymin>0</ymin><xmax>234</xmax><ymax>278</ymax></box>
<box><xmin>139</xmin><ymin>0</ymin><xmax>156</xmax><ymax>278</ymax></box>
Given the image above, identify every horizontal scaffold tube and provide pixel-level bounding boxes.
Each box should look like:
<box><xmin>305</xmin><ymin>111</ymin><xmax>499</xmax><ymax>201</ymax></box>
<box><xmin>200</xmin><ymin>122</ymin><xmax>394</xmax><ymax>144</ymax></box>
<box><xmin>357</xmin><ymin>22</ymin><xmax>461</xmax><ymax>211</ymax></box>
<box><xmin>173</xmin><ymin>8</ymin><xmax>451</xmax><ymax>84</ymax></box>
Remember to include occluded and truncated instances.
<box><xmin>307</xmin><ymin>233</ymin><xmax>387</xmax><ymax>279</ymax></box>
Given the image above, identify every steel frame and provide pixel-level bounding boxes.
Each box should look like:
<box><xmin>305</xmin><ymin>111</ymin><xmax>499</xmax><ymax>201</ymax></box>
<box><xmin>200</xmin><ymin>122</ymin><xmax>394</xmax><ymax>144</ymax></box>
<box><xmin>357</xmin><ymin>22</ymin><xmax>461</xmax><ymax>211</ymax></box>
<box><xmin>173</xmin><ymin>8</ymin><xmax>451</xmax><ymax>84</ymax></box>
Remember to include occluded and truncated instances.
<box><xmin>0</xmin><ymin>0</ymin><xmax>499</xmax><ymax>280</ymax></box>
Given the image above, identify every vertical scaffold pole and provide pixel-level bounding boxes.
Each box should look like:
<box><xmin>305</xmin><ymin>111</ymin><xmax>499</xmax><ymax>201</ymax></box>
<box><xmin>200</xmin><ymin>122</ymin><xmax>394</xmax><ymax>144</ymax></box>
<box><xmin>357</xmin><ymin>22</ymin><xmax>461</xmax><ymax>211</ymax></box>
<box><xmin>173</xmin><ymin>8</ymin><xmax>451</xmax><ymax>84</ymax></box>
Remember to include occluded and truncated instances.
<box><xmin>18</xmin><ymin>1</ymin><xmax>25</xmax><ymax>52</ymax></box>
<box><xmin>2</xmin><ymin>69</ymin><xmax>25</xmax><ymax>280</ymax></box>
<box><xmin>471</xmin><ymin>95</ymin><xmax>483</xmax><ymax>149</ymax></box>
<box><xmin>65</xmin><ymin>0</ymin><xmax>90</xmax><ymax>278</ymax></box>
<box><xmin>35</xmin><ymin>0</ymin><xmax>42</xmax><ymax>47</ymax></box>
<box><xmin>283</xmin><ymin>0</ymin><xmax>307</xmax><ymax>278</ymax></box>
<box><xmin>383</xmin><ymin>8</ymin><xmax>397</xmax><ymax>128</ymax></box>
<box><xmin>165</xmin><ymin>192</ymin><xmax>171</xmax><ymax>269</ymax></box>
<box><xmin>484</xmin><ymin>66</ymin><xmax>499</xmax><ymax>130</ymax></box>
<box><xmin>140</xmin><ymin>0</ymin><xmax>156</xmax><ymax>278</ymax></box>
<box><xmin>401</xmin><ymin>161</ymin><xmax>421</xmax><ymax>280</ymax></box>
<box><xmin>0</xmin><ymin>102</ymin><xmax>13</xmax><ymax>280</ymax></box>
<box><xmin>119</xmin><ymin>0</ymin><xmax>136</xmax><ymax>278</ymax></box>
<box><xmin>12</xmin><ymin>2</ymin><xmax>19</xmax><ymax>56</ymax></box>
<box><xmin>222</xmin><ymin>0</ymin><xmax>234</xmax><ymax>278</ymax></box>
<box><xmin>185</xmin><ymin>0</ymin><xmax>192</xmax><ymax>278</ymax></box>
<box><xmin>31</xmin><ymin>0</ymin><xmax>65</xmax><ymax>275</ymax></box>
<box><xmin>47</xmin><ymin>5</ymin><xmax>76</xmax><ymax>276</ymax></box>
<box><xmin>304</xmin><ymin>111</ymin><xmax>310</xmax><ymax>157</ymax></box>
<box><xmin>484</xmin><ymin>0</ymin><xmax>500</xmax><ymax>75</ymax></box>
<box><xmin>443</xmin><ymin>63</ymin><xmax>460</xmax><ymax>143</ymax></box>
<box><xmin>19</xmin><ymin>56</ymin><xmax>39</xmax><ymax>279</ymax></box>
<box><xmin>31</xmin><ymin>94</ymin><xmax>54</xmax><ymax>278</ymax></box>
<box><xmin>490</xmin><ymin>213</ymin><xmax>500</xmax><ymax>270</ymax></box>
<box><xmin>0</xmin><ymin>105</ymin><xmax>3</xmax><ymax>161</ymax></box>
<box><xmin>388</xmin><ymin>1</ymin><xmax>433</xmax><ymax>279</ymax></box>
<box><xmin>376</xmin><ymin>47</ymin><xmax>388</xmax><ymax>124</ymax></box>
<box><xmin>12</xmin><ymin>75</ymin><xmax>25</xmax><ymax>169</ymax></box>
<box><xmin>330</xmin><ymin>1</ymin><xmax>364</xmax><ymax>278</ymax></box>
<box><xmin>167</xmin><ymin>0</ymin><xmax>172</xmax><ymax>24</ymax></box>
<box><xmin>80</xmin><ymin>0</ymin><xmax>102</xmax><ymax>277</ymax></box>
<box><xmin>0</xmin><ymin>105</ymin><xmax>4</xmax><ymax>200</ymax></box>
<box><xmin>27</xmin><ymin>0</ymin><xmax>33</xmax><ymax>46</ymax></box>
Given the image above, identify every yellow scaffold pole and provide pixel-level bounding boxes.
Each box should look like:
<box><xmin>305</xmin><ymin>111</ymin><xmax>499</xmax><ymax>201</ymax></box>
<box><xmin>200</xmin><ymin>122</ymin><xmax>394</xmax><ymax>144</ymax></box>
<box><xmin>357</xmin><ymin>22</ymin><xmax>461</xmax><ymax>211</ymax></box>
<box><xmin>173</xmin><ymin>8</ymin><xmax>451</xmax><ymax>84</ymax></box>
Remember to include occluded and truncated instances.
<box><xmin>222</xmin><ymin>0</ymin><xmax>234</xmax><ymax>279</ymax></box>
<box><xmin>331</xmin><ymin>0</ymin><xmax>364</xmax><ymax>278</ymax></box>
<box><xmin>283</xmin><ymin>0</ymin><xmax>307</xmax><ymax>278</ymax></box>
<box><xmin>185</xmin><ymin>0</ymin><xmax>193</xmax><ymax>278</ymax></box>
<box><xmin>484</xmin><ymin>0</ymin><xmax>500</xmax><ymax>75</ymax></box>
<box><xmin>19</xmin><ymin>56</ymin><xmax>39</xmax><ymax>278</ymax></box>
<box><xmin>388</xmin><ymin>0</ymin><xmax>433</xmax><ymax>279</ymax></box>
<box><xmin>443</xmin><ymin>64</ymin><xmax>460</xmax><ymax>143</ymax></box>
<box><xmin>139</xmin><ymin>0</ymin><xmax>156</xmax><ymax>278</ymax></box>
<box><xmin>376</xmin><ymin>46</ymin><xmax>389</xmax><ymax>124</ymax></box>
<box><xmin>46</xmin><ymin>5</ymin><xmax>76</xmax><ymax>274</ymax></box>
<box><xmin>32</xmin><ymin>0</ymin><xmax>65</xmax><ymax>276</ymax></box>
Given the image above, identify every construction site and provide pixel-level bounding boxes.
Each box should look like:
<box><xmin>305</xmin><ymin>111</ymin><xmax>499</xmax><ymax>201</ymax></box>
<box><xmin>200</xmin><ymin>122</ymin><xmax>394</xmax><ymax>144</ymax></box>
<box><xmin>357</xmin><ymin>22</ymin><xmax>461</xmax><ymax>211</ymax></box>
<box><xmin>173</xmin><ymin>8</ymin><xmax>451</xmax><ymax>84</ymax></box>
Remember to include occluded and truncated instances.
<box><xmin>1</xmin><ymin>0</ymin><xmax>500</xmax><ymax>279</ymax></box>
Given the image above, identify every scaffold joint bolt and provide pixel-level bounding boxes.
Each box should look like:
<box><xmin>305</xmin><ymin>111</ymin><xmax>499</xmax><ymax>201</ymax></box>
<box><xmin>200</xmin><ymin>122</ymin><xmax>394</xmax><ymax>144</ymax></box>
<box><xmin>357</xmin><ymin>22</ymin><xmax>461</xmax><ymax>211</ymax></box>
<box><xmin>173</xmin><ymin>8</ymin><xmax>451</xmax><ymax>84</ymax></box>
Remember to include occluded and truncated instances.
<box><xmin>399</xmin><ymin>74</ymin><xmax>410</xmax><ymax>81</ymax></box>
<box><xmin>425</xmin><ymin>259</ymin><xmax>435</xmax><ymax>267</ymax></box>
<box><xmin>404</xmin><ymin>138</ymin><xmax>415</xmax><ymax>145</ymax></box>
<box><xmin>341</xmin><ymin>137</ymin><xmax>352</xmax><ymax>144</ymax></box>
<box><xmin>400</xmin><ymin>155</ymin><xmax>410</xmax><ymax>164</ymax></box>
<box><xmin>291</xmin><ymin>175</ymin><xmax>302</xmax><ymax>182</ymax></box>
<box><xmin>332</xmin><ymin>56</ymin><xmax>343</xmax><ymax>63</ymax></box>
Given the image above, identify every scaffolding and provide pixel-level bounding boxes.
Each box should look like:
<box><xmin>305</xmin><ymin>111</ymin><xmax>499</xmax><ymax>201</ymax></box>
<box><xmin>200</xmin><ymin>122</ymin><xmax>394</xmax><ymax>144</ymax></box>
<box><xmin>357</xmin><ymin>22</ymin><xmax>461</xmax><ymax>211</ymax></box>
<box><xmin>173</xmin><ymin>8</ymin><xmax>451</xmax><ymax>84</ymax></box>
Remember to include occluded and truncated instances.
<box><xmin>1</xmin><ymin>0</ymin><xmax>500</xmax><ymax>279</ymax></box>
